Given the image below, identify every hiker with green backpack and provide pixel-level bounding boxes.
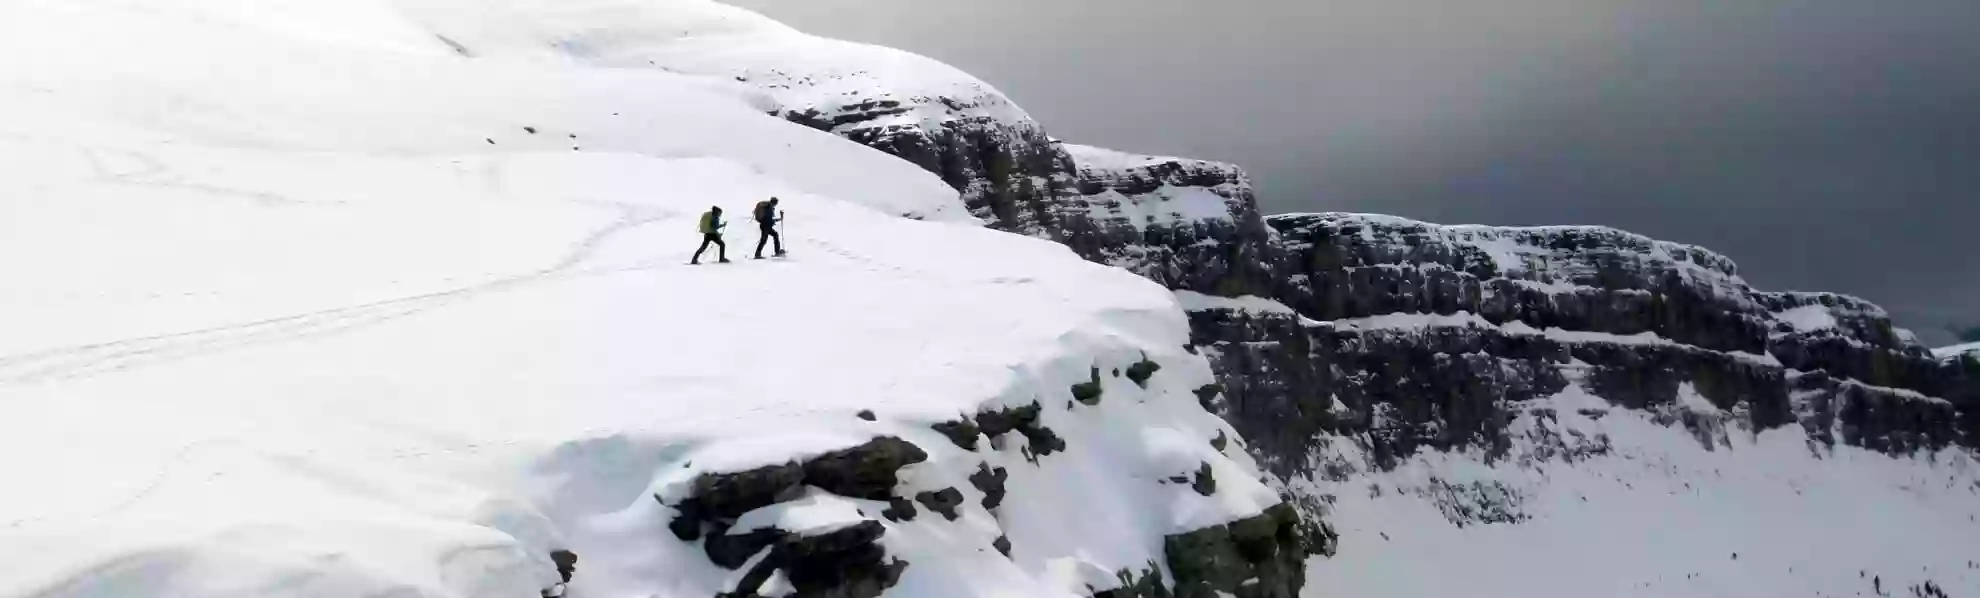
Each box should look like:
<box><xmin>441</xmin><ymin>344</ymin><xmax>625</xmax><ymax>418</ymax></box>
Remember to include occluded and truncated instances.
<box><xmin>691</xmin><ymin>206</ymin><xmax>730</xmax><ymax>265</ymax></box>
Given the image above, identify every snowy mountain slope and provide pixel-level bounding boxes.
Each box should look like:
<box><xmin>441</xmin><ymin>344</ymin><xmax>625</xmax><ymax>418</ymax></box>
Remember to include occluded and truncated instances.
<box><xmin>1940</xmin><ymin>342</ymin><xmax>1980</xmax><ymax>362</ymax></box>
<box><xmin>384</xmin><ymin>0</ymin><xmax>1051</xmax><ymax>232</ymax></box>
<box><xmin>1181</xmin><ymin>213</ymin><xmax>1980</xmax><ymax>597</ymax></box>
<box><xmin>0</xmin><ymin>2</ymin><xmax>1304</xmax><ymax>597</ymax></box>
<box><xmin>1305</xmin><ymin>385</ymin><xmax>1980</xmax><ymax>598</ymax></box>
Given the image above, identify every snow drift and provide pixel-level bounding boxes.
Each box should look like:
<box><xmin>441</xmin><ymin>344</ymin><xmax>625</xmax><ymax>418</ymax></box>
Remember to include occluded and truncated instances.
<box><xmin>0</xmin><ymin>1</ymin><xmax>1295</xmax><ymax>596</ymax></box>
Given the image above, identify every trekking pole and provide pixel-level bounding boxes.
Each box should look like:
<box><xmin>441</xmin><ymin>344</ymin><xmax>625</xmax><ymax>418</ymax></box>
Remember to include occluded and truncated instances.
<box><xmin>779</xmin><ymin>210</ymin><xmax>788</xmax><ymax>255</ymax></box>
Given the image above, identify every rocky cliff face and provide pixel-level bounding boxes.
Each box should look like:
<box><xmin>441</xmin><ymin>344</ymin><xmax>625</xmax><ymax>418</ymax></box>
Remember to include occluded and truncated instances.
<box><xmin>793</xmin><ymin>73</ymin><xmax>1980</xmax><ymax>478</ymax></box>
<box><xmin>1052</xmin><ymin>144</ymin><xmax>1279</xmax><ymax>298</ymax></box>
<box><xmin>1192</xmin><ymin>213</ymin><xmax>1975</xmax><ymax>479</ymax></box>
<box><xmin>778</xmin><ymin>92</ymin><xmax>1066</xmax><ymax>233</ymax></box>
<box><xmin>780</xmin><ymin>108</ymin><xmax>1278</xmax><ymax>299</ymax></box>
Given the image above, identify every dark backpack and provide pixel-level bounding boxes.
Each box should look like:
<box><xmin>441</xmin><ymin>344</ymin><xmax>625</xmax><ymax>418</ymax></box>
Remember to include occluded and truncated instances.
<box><xmin>754</xmin><ymin>201</ymin><xmax>776</xmax><ymax>223</ymax></box>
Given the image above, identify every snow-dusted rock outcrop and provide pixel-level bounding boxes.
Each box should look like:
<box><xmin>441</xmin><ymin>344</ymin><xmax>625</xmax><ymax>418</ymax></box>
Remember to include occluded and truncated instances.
<box><xmin>1182</xmin><ymin>215</ymin><xmax>1980</xmax><ymax>595</ymax></box>
<box><xmin>1182</xmin><ymin>213</ymin><xmax>1974</xmax><ymax>483</ymax></box>
<box><xmin>1055</xmin><ymin>145</ymin><xmax>1280</xmax><ymax>299</ymax></box>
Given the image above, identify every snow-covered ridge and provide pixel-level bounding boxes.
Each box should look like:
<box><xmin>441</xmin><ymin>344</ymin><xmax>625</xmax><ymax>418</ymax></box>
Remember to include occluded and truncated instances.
<box><xmin>1063</xmin><ymin>143</ymin><xmax>1254</xmax><ymax>229</ymax></box>
<box><xmin>1940</xmin><ymin>342</ymin><xmax>1980</xmax><ymax>362</ymax></box>
<box><xmin>1063</xmin><ymin>144</ymin><xmax>1247</xmax><ymax>179</ymax></box>
<box><xmin>0</xmin><ymin>1</ymin><xmax>1307</xmax><ymax>596</ymax></box>
<box><xmin>1272</xmin><ymin>212</ymin><xmax>1749</xmax><ymax>300</ymax></box>
<box><xmin>397</xmin><ymin>0</ymin><xmax>1037</xmax><ymax>137</ymax></box>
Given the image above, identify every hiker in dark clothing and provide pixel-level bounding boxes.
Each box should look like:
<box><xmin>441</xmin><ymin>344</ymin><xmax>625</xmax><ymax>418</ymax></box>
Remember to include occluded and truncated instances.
<box><xmin>753</xmin><ymin>197</ymin><xmax>784</xmax><ymax>259</ymax></box>
<box><xmin>692</xmin><ymin>206</ymin><xmax>729</xmax><ymax>264</ymax></box>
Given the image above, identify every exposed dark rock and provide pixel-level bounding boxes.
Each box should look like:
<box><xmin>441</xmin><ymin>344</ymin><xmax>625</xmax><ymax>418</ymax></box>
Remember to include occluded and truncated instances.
<box><xmin>1092</xmin><ymin>564</ymin><xmax>1170</xmax><ymax>598</ymax></box>
<box><xmin>857</xmin><ymin>410</ymin><xmax>876</xmax><ymax>422</ymax></box>
<box><xmin>1190</xmin><ymin>463</ymin><xmax>1216</xmax><ymax>497</ymax></box>
<box><xmin>993</xmin><ymin>535</ymin><xmax>1012</xmax><ymax>557</ymax></box>
<box><xmin>541</xmin><ymin>549</ymin><xmax>578</xmax><ymax>596</ymax></box>
<box><xmin>723</xmin><ymin>521</ymin><xmax>905</xmax><ymax>598</ymax></box>
<box><xmin>969</xmin><ymin>463</ymin><xmax>1009</xmax><ymax>510</ymax></box>
<box><xmin>549</xmin><ymin>549</ymin><xmax>578</xmax><ymax>583</ymax></box>
<box><xmin>667</xmin><ymin>508</ymin><xmax>703</xmax><ymax>542</ymax></box>
<box><xmin>1186</xmin><ymin>215</ymin><xmax>1979</xmax><ymax>481</ymax></box>
<box><xmin>931</xmin><ymin>418</ymin><xmax>982</xmax><ymax>451</ymax></box>
<box><xmin>1277</xmin><ymin>492</ymin><xmax>1340</xmax><ymax>558</ymax></box>
<box><xmin>801</xmin><ymin>436</ymin><xmax>930</xmax><ymax>500</ymax></box>
<box><xmin>1072</xmin><ymin>367</ymin><xmax>1105</xmax><ymax>405</ymax></box>
<box><xmin>1166</xmin><ymin>504</ymin><xmax>1306</xmax><ymax>598</ymax></box>
<box><xmin>1193</xmin><ymin>384</ymin><xmax>1224</xmax><ymax>411</ymax></box>
<box><xmin>1211</xmin><ymin>431</ymin><xmax>1229</xmax><ymax>452</ymax></box>
<box><xmin>667</xmin><ymin>438</ymin><xmax>927</xmax><ymax>542</ymax></box>
<box><xmin>881</xmin><ymin>497</ymin><xmax>918</xmax><ymax>523</ymax></box>
<box><xmin>666</xmin><ymin>462</ymin><xmax>806</xmax><ymax>541</ymax></box>
<box><xmin>1419</xmin><ymin>478</ymin><xmax>1529</xmax><ymax>528</ymax></box>
<box><xmin>975</xmin><ymin>401</ymin><xmax>1066</xmax><ymax>458</ymax></box>
<box><xmin>914</xmin><ymin>487</ymin><xmax>966</xmax><ymax>521</ymax></box>
<box><xmin>781</xmin><ymin>95</ymin><xmax>1064</xmax><ymax>241</ymax></box>
<box><xmin>707</xmin><ymin>526</ymin><xmax>786</xmax><ymax>570</ymax></box>
<box><xmin>1018</xmin><ymin>422</ymin><xmax>1068</xmax><ymax>458</ymax></box>
<box><xmin>1056</xmin><ymin>146</ymin><xmax>1281</xmax><ymax>297</ymax></box>
<box><xmin>976</xmin><ymin>402</ymin><xmax>1042</xmax><ymax>438</ymax></box>
<box><xmin>783</xmin><ymin>522</ymin><xmax>901</xmax><ymax>598</ymax></box>
<box><xmin>1125</xmin><ymin>357</ymin><xmax>1162</xmax><ymax>389</ymax></box>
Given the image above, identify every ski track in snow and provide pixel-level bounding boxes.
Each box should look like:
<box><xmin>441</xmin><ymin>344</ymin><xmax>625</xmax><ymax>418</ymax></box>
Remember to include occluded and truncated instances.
<box><xmin>0</xmin><ymin>208</ymin><xmax>668</xmax><ymax>386</ymax></box>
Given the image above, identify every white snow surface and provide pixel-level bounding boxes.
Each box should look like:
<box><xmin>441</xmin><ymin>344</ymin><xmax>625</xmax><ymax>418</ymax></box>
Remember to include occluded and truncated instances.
<box><xmin>1302</xmin><ymin>382</ymin><xmax>1980</xmax><ymax>598</ymax></box>
<box><xmin>396</xmin><ymin>0</ymin><xmax>1035</xmax><ymax>136</ymax></box>
<box><xmin>1936</xmin><ymin>342</ymin><xmax>1980</xmax><ymax>362</ymax></box>
<box><xmin>1172</xmin><ymin>291</ymin><xmax>1300</xmax><ymax>317</ymax></box>
<box><xmin>1776</xmin><ymin>305</ymin><xmax>1841</xmax><ymax>333</ymax></box>
<box><xmin>0</xmin><ymin>2</ymin><xmax>1276</xmax><ymax>596</ymax></box>
<box><xmin>1062</xmin><ymin>144</ymin><xmax>1224</xmax><ymax>174</ymax></box>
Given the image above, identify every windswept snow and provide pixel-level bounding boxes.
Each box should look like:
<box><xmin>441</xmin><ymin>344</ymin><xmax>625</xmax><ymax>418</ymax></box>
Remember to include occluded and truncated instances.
<box><xmin>1937</xmin><ymin>342</ymin><xmax>1980</xmax><ymax>362</ymax></box>
<box><xmin>393</xmin><ymin>0</ymin><xmax>1036</xmax><ymax>135</ymax></box>
<box><xmin>1173</xmin><ymin>291</ymin><xmax>1301</xmax><ymax>317</ymax></box>
<box><xmin>0</xmin><ymin>1</ymin><xmax>1273</xmax><ymax>596</ymax></box>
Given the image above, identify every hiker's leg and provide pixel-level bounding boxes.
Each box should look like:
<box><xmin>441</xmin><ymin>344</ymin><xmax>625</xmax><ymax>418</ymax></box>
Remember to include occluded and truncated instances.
<box><xmin>755</xmin><ymin>226</ymin><xmax>770</xmax><ymax>258</ymax></box>
<box><xmin>771</xmin><ymin>225</ymin><xmax>784</xmax><ymax>254</ymax></box>
<box><xmin>693</xmin><ymin>235</ymin><xmax>714</xmax><ymax>263</ymax></box>
<box><xmin>714</xmin><ymin>236</ymin><xmax>727</xmax><ymax>261</ymax></box>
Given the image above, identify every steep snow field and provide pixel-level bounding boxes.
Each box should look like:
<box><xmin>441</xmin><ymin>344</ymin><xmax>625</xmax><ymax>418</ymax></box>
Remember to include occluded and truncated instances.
<box><xmin>1186</xmin><ymin>294</ymin><xmax>1980</xmax><ymax>597</ymax></box>
<box><xmin>0</xmin><ymin>1</ymin><xmax>1274</xmax><ymax>596</ymax></box>
<box><xmin>1299</xmin><ymin>370</ymin><xmax>1980</xmax><ymax>598</ymax></box>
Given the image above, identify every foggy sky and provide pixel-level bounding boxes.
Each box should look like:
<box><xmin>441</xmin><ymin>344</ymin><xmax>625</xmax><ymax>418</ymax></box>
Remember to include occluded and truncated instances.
<box><xmin>726</xmin><ymin>0</ymin><xmax>1980</xmax><ymax>344</ymax></box>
